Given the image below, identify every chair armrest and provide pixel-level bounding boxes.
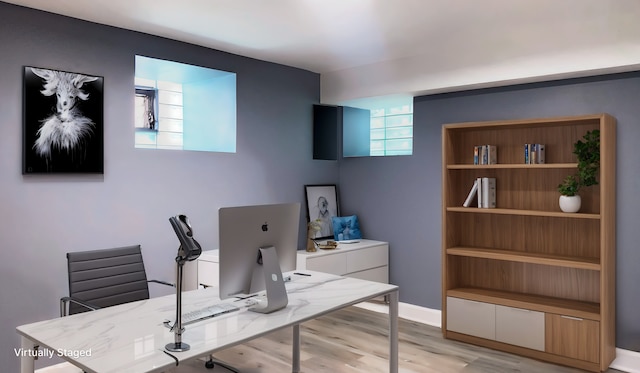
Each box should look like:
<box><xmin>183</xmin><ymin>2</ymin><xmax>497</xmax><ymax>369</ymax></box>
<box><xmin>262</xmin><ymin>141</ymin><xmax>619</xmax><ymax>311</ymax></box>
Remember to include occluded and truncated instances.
<box><xmin>60</xmin><ymin>296</ymin><xmax>101</xmax><ymax>317</ymax></box>
<box><xmin>148</xmin><ymin>279</ymin><xmax>175</xmax><ymax>287</ymax></box>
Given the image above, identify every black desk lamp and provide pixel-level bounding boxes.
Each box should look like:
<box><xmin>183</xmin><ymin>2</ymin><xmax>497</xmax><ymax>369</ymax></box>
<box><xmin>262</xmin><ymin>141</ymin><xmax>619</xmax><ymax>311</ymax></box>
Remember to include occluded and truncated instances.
<box><xmin>166</xmin><ymin>214</ymin><xmax>202</xmax><ymax>352</ymax></box>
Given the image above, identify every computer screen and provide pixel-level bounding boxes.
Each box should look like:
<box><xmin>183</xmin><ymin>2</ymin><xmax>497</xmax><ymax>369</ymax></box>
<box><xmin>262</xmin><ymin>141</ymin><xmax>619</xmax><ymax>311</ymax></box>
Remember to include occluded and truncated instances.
<box><xmin>218</xmin><ymin>202</ymin><xmax>300</xmax><ymax>313</ymax></box>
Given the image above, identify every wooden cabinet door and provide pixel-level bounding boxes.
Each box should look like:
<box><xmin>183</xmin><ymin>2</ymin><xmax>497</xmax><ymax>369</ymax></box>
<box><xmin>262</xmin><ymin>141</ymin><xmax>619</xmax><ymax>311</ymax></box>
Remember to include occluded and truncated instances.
<box><xmin>545</xmin><ymin>313</ymin><xmax>599</xmax><ymax>363</ymax></box>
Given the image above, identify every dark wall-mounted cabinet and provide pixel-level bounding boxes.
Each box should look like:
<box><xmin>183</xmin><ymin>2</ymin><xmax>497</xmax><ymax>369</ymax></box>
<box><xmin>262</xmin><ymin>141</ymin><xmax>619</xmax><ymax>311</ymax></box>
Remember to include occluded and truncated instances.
<box><xmin>313</xmin><ymin>104</ymin><xmax>339</xmax><ymax>160</ymax></box>
<box><xmin>313</xmin><ymin>104</ymin><xmax>371</xmax><ymax>160</ymax></box>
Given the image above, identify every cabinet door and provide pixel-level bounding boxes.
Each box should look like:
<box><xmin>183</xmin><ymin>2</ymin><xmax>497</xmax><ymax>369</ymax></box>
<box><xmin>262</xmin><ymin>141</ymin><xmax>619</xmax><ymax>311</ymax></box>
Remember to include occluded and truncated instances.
<box><xmin>447</xmin><ymin>297</ymin><xmax>496</xmax><ymax>340</ymax></box>
<box><xmin>496</xmin><ymin>305</ymin><xmax>544</xmax><ymax>351</ymax></box>
<box><xmin>545</xmin><ymin>314</ymin><xmax>599</xmax><ymax>363</ymax></box>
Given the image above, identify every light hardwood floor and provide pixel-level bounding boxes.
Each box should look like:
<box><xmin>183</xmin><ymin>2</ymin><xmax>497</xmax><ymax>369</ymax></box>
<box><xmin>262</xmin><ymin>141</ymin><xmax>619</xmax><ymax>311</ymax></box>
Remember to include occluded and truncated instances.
<box><xmin>178</xmin><ymin>304</ymin><xmax>624</xmax><ymax>373</ymax></box>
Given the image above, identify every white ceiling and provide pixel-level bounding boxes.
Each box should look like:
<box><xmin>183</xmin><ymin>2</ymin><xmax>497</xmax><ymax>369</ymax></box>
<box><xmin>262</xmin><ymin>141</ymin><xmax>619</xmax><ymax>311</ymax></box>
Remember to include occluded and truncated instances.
<box><xmin>6</xmin><ymin>0</ymin><xmax>640</xmax><ymax>108</ymax></box>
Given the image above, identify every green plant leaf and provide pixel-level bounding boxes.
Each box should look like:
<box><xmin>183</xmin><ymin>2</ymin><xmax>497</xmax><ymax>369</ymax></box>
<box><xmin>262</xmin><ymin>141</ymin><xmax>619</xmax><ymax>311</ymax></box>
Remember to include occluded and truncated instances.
<box><xmin>558</xmin><ymin>129</ymin><xmax>600</xmax><ymax>196</ymax></box>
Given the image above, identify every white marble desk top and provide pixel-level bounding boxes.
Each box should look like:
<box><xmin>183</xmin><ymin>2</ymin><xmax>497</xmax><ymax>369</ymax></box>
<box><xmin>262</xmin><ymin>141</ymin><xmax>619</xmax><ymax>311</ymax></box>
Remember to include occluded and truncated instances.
<box><xmin>17</xmin><ymin>271</ymin><xmax>398</xmax><ymax>373</ymax></box>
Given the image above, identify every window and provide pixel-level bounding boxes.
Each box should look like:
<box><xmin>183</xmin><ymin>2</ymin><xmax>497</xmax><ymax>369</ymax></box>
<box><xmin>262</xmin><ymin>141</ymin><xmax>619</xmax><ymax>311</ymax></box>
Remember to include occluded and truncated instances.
<box><xmin>134</xmin><ymin>56</ymin><xmax>236</xmax><ymax>152</ymax></box>
<box><xmin>370</xmin><ymin>104</ymin><xmax>413</xmax><ymax>156</ymax></box>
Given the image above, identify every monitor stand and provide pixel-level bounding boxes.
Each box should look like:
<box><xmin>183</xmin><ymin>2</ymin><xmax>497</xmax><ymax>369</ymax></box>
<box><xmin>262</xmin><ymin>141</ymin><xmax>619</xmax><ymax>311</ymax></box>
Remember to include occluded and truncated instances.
<box><xmin>248</xmin><ymin>246</ymin><xmax>288</xmax><ymax>314</ymax></box>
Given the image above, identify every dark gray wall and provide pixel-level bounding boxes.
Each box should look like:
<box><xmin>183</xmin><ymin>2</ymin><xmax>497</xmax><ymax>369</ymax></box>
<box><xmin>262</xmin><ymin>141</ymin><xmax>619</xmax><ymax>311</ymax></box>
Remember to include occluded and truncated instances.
<box><xmin>0</xmin><ymin>2</ymin><xmax>336</xmax><ymax>370</ymax></box>
<box><xmin>339</xmin><ymin>73</ymin><xmax>640</xmax><ymax>351</ymax></box>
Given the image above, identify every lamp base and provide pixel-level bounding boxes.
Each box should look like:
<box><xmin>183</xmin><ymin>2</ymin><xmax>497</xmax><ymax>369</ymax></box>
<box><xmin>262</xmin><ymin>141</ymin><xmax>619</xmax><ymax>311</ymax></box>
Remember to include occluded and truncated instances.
<box><xmin>165</xmin><ymin>342</ymin><xmax>190</xmax><ymax>352</ymax></box>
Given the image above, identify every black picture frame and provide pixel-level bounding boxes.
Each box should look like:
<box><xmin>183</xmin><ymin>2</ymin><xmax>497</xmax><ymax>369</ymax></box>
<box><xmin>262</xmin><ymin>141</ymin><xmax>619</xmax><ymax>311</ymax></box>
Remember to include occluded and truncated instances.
<box><xmin>23</xmin><ymin>66</ymin><xmax>104</xmax><ymax>174</ymax></box>
<box><xmin>304</xmin><ymin>184</ymin><xmax>340</xmax><ymax>240</ymax></box>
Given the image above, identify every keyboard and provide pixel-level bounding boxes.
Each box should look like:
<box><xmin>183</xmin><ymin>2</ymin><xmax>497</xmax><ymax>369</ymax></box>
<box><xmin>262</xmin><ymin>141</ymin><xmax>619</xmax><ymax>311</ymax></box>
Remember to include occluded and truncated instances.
<box><xmin>180</xmin><ymin>303</ymin><xmax>239</xmax><ymax>325</ymax></box>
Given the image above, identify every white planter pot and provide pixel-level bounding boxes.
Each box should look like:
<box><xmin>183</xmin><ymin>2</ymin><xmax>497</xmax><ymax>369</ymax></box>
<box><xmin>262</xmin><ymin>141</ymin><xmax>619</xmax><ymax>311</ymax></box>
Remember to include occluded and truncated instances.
<box><xmin>559</xmin><ymin>195</ymin><xmax>581</xmax><ymax>213</ymax></box>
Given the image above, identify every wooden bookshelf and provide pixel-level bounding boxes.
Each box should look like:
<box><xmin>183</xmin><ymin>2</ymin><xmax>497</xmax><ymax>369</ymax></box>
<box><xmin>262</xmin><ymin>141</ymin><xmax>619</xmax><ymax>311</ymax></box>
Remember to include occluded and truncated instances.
<box><xmin>441</xmin><ymin>114</ymin><xmax>616</xmax><ymax>372</ymax></box>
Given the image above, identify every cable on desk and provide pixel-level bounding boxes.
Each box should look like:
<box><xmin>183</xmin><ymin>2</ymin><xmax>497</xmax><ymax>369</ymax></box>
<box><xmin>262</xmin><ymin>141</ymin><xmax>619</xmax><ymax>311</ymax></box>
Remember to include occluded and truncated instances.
<box><xmin>162</xmin><ymin>349</ymin><xmax>179</xmax><ymax>366</ymax></box>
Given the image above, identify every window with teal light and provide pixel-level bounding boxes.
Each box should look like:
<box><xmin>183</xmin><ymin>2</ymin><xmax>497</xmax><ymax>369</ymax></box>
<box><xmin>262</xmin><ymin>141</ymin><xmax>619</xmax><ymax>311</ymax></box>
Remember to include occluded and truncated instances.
<box><xmin>370</xmin><ymin>104</ymin><xmax>413</xmax><ymax>156</ymax></box>
<box><xmin>134</xmin><ymin>55</ymin><xmax>236</xmax><ymax>152</ymax></box>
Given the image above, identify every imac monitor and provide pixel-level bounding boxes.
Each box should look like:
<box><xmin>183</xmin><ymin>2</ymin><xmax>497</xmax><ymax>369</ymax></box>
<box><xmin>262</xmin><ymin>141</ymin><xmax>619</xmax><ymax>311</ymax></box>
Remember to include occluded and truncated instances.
<box><xmin>218</xmin><ymin>202</ymin><xmax>300</xmax><ymax>313</ymax></box>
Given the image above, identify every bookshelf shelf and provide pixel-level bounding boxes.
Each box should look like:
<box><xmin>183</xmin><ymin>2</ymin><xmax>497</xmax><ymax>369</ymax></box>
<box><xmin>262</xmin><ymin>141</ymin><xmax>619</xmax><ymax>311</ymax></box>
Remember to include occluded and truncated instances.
<box><xmin>446</xmin><ymin>207</ymin><xmax>600</xmax><ymax>219</ymax></box>
<box><xmin>447</xmin><ymin>163</ymin><xmax>577</xmax><ymax>169</ymax></box>
<box><xmin>446</xmin><ymin>247</ymin><xmax>601</xmax><ymax>270</ymax></box>
<box><xmin>442</xmin><ymin>113</ymin><xmax>616</xmax><ymax>372</ymax></box>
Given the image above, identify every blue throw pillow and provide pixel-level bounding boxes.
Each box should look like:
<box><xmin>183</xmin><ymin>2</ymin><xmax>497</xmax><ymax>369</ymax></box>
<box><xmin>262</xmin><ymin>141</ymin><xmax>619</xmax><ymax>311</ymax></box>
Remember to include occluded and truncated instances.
<box><xmin>331</xmin><ymin>215</ymin><xmax>362</xmax><ymax>241</ymax></box>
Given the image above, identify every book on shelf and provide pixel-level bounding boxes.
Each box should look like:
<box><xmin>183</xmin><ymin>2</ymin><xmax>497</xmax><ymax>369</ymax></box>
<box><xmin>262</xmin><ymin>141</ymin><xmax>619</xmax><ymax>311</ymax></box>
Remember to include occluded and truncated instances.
<box><xmin>524</xmin><ymin>143</ymin><xmax>545</xmax><ymax>164</ymax></box>
<box><xmin>481</xmin><ymin>177</ymin><xmax>496</xmax><ymax>208</ymax></box>
<box><xmin>464</xmin><ymin>177</ymin><xmax>495</xmax><ymax>208</ymax></box>
<box><xmin>474</xmin><ymin>145</ymin><xmax>497</xmax><ymax>165</ymax></box>
<box><xmin>487</xmin><ymin>145</ymin><xmax>497</xmax><ymax>164</ymax></box>
<box><xmin>537</xmin><ymin>144</ymin><xmax>545</xmax><ymax>163</ymax></box>
<box><xmin>463</xmin><ymin>179</ymin><xmax>479</xmax><ymax>207</ymax></box>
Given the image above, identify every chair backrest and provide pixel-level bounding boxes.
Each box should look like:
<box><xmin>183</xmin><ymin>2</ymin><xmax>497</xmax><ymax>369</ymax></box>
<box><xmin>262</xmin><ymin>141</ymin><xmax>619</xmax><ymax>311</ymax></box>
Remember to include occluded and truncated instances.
<box><xmin>67</xmin><ymin>245</ymin><xmax>150</xmax><ymax>315</ymax></box>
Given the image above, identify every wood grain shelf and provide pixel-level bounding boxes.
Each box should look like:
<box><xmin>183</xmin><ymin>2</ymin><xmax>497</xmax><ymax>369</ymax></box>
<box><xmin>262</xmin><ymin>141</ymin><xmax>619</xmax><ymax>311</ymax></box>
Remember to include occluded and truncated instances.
<box><xmin>446</xmin><ymin>247</ymin><xmax>601</xmax><ymax>270</ymax></box>
<box><xmin>446</xmin><ymin>207</ymin><xmax>600</xmax><ymax>219</ymax></box>
<box><xmin>447</xmin><ymin>288</ymin><xmax>601</xmax><ymax>322</ymax></box>
<box><xmin>447</xmin><ymin>163</ymin><xmax>577</xmax><ymax>169</ymax></box>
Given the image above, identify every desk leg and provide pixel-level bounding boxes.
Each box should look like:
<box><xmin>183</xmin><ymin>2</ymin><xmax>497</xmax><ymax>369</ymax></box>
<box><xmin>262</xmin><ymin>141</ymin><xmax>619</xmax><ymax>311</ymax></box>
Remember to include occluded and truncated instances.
<box><xmin>389</xmin><ymin>289</ymin><xmax>399</xmax><ymax>373</ymax></box>
<box><xmin>20</xmin><ymin>337</ymin><xmax>35</xmax><ymax>373</ymax></box>
<box><xmin>292</xmin><ymin>324</ymin><xmax>300</xmax><ymax>373</ymax></box>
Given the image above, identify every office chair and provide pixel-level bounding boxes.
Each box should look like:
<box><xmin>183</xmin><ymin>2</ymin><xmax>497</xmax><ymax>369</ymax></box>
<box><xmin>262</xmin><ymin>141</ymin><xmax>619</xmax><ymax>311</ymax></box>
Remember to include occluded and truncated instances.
<box><xmin>60</xmin><ymin>245</ymin><xmax>236</xmax><ymax>372</ymax></box>
<box><xmin>60</xmin><ymin>244</ymin><xmax>174</xmax><ymax>316</ymax></box>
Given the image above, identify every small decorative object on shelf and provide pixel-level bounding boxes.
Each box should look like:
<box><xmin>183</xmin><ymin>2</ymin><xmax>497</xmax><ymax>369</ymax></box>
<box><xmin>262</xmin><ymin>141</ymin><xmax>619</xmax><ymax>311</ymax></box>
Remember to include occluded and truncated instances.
<box><xmin>557</xmin><ymin>129</ymin><xmax>600</xmax><ymax>213</ymax></box>
<box><xmin>316</xmin><ymin>240</ymin><xmax>338</xmax><ymax>250</ymax></box>
<box><xmin>306</xmin><ymin>219</ymin><xmax>322</xmax><ymax>252</ymax></box>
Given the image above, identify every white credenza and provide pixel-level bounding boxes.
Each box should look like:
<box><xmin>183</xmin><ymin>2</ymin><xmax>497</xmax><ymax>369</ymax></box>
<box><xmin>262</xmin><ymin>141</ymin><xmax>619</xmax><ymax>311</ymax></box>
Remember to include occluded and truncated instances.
<box><xmin>194</xmin><ymin>240</ymin><xmax>389</xmax><ymax>291</ymax></box>
<box><xmin>195</xmin><ymin>250</ymin><xmax>220</xmax><ymax>288</ymax></box>
<box><xmin>296</xmin><ymin>239</ymin><xmax>389</xmax><ymax>284</ymax></box>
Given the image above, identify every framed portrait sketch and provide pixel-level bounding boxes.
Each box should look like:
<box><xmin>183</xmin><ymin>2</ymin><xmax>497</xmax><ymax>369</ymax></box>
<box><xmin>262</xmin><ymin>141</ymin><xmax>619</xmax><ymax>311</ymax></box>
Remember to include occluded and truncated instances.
<box><xmin>23</xmin><ymin>66</ymin><xmax>104</xmax><ymax>174</ymax></box>
<box><xmin>305</xmin><ymin>184</ymin><xmax>340</xmax><ymax>240</ymax></box>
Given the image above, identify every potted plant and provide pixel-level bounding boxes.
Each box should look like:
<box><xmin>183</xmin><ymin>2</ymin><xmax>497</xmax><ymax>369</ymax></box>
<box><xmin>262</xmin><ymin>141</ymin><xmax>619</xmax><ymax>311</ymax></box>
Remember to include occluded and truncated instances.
<box><xmin>557</xmin><ymin>129</ymin><xmax>600</xmax><ymax>212</ymax></box>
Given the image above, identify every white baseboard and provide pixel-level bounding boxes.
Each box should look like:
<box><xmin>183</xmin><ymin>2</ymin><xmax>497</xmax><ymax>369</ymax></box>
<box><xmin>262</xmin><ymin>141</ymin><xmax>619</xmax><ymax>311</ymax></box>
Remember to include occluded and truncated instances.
<box><xmin>611</xmin><ymin>348</ymin><xmax>640</xmax><ymax>373</ymax></box>
<box><xmin>357</xmin><ymin>300</ymin><xmax>640</xmax><ymax>373</ymax></box>
<box><xmin>397</xmin><ymin>301</ymin><xmax>442</xmax><ymax>327</ymax></box>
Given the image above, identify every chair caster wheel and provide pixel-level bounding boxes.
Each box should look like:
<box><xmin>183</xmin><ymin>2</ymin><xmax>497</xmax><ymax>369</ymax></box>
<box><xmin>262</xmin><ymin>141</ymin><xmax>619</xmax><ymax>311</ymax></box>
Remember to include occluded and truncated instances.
<box><xmin>205</xmin><ymin>359</ymin><xmax>215</xmax><ymax>369</ymax></box>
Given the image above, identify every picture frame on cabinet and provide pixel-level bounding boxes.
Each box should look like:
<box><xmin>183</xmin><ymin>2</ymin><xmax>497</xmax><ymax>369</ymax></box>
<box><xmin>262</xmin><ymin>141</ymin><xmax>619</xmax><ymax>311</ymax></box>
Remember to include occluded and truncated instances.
<box><xmin>23</xmin><ymin>66</ymin><xmax>104</xmax><ymax>174</ymax></box>
<box><xmin>305</xmin><ymin>184</ymin><xmax>340</xmax><ymax>240</ymax></box>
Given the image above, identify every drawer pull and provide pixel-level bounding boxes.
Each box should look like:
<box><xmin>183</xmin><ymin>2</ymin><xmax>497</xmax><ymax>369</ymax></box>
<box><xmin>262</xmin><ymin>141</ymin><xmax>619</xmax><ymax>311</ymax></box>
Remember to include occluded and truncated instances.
<box><xmin>560</xmin><ymin>315</ymin><xmax>584</xmax><ymax>321</ymax></box>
